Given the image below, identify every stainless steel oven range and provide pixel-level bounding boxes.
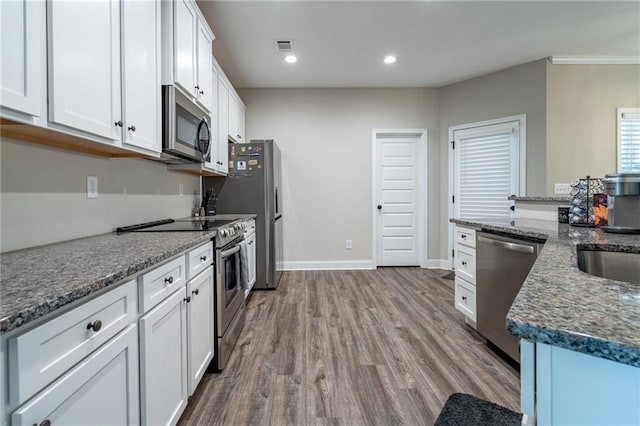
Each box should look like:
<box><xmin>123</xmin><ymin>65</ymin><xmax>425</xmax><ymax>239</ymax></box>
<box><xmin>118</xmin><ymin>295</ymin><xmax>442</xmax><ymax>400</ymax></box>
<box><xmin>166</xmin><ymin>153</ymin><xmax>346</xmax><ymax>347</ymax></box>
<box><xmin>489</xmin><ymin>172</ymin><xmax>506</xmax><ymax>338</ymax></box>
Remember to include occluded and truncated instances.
<box><xmin>115</xmin><ymin>217</ymin><xmax>247</xmax><ymax>371</ymax></box>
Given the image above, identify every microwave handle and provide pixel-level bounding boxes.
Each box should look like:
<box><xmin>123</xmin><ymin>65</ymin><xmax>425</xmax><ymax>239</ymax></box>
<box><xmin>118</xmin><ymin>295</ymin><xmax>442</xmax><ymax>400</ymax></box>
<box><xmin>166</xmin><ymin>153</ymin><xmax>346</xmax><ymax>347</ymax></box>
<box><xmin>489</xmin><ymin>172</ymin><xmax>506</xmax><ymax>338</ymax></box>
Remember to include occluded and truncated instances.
<box><xmin>196</xmin><ymin>118</ymin><xmax>211</xmax><ymax>156</ymax></box>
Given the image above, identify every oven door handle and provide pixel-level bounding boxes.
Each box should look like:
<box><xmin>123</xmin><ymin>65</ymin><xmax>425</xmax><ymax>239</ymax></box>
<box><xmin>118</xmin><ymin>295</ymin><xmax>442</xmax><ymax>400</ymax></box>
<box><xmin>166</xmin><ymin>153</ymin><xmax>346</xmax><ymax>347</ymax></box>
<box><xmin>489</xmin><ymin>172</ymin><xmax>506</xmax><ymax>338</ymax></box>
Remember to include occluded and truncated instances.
<box><xmin>220</xmin><ymin>245</ymin><xmax>241</xmax><ymax>259</ymax></box>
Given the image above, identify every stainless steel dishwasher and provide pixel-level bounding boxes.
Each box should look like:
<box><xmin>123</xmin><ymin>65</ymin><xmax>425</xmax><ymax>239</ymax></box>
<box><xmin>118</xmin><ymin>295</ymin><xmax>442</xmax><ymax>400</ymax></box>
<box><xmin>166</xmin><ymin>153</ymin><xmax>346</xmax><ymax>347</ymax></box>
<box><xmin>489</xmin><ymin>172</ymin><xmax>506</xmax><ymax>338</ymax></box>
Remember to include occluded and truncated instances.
<box><xmin>476</xmin><ymin>232</ymin><xmax>544</xmax><ymax>363</ymax></box>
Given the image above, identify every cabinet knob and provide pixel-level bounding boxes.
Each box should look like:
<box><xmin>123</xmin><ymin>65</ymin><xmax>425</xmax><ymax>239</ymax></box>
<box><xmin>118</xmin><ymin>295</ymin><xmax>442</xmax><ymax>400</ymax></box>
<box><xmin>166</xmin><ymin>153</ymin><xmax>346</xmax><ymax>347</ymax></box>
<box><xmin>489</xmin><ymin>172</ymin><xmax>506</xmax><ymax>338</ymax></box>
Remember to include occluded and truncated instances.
<box><xmin>40</xmin><ymin>420</ymin><xmax>51</xmax><ymax>426</ymax></box>
<box><xmin>462</xmin><ymin>296</ymin><xmax>468</xmax><ymax>301</ymax></box>
<box><xmin>199</xmin><ymin>90</ymin><xmax>204</xmax><ymax>95</ymax></box>
<box><xmin>87</xmin><ymin>320</ymin><xmax>102</xmax><ymax>332</ymax></box>
<box><xmin>195</xmin><ymin>85</ymin><xmax>200</xmax><ymax>90</ymax></box>
<box><xmin>461</xmin><ymin>261</ymin><xmax>467</xmax><ymax>266</ymax></box>
<box><xmin>377</xmin><ymin>205</ymin><xmax>382</xmax><ymax>210</ymax></box>
<box><xmin>237</xmin><ymin>135</ymin><xmax>241</xmax><ymax>139</ymax></box>
<box><xmin>200</xmin><ymin>255</ymin><xmax>207</xmax><ymax>261</ymax></box>
<box><xmin>128</xmin><ymin>125</ymin><xmax>136</xmax><ymax>132</ymax></box>
<box><xmin>192</xmin><ymin>289</ymin><xmax>200</xmax><ymax>296</ymax></box>
<box><xmin>114</xmin><ymin>120</ymin><xmax>123</xmax><ymax>127</ymax></box>
<box><xmin>184</xmin><ymin>296</ymin><xmax>191</xmax><ymax>303</ymax></box>
<box><xmin>165</xmin><ymin>276</ymin><xmax>174</xmax><ymax>284</ymax></box>
<box><xmin>461</xmin><ymin>234</ymin><xmax>466</xmax><ymax>239</ymax></box>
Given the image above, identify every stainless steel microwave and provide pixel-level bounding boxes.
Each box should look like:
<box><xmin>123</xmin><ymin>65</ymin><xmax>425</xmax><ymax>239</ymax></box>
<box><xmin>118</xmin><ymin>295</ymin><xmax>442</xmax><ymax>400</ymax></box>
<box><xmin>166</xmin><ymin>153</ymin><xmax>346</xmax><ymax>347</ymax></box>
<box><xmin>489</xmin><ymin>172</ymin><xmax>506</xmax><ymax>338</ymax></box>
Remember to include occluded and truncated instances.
<box><xmin>161</xmin><ymin>85</ymin><xmax>211</xmax><ymax>163</ymax></box>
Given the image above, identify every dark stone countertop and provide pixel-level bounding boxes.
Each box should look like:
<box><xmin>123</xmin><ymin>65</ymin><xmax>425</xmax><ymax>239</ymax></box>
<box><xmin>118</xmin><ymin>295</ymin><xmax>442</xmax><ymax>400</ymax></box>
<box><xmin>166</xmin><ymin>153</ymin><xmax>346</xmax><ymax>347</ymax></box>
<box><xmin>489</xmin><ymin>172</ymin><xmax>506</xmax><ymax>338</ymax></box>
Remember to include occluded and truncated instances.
<box><xmin>451</xmin><ymin>218</ymin><xmax>640</xmax><ymax>368</ymax></box>
<box><xmin>0</xmin><ymin>230</ymin><xmax>216</xmax><ymax>334</ymax></box>
<box><xmin>507</xmin><ymin>195</ymin><xmax>572</xmax><ymax>202</ymax></box>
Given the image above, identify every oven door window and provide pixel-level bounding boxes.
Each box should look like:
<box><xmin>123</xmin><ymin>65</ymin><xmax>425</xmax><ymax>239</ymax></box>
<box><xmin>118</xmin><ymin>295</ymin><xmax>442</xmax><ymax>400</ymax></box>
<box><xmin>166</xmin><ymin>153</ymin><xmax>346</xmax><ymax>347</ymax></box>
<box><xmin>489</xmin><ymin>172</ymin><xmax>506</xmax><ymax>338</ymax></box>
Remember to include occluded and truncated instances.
<box><xmin>224</xmin><ymin>250</ymin><xmax>241</xmax><ymax>307</ymax></box>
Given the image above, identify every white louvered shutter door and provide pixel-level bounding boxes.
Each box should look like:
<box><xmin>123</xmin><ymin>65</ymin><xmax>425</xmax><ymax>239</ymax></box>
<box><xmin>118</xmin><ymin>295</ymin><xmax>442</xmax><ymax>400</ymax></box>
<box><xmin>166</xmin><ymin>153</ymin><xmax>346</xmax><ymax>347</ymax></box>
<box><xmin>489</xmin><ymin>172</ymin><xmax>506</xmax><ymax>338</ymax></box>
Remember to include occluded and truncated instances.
<box><xmin>454</xmin><ymin>121</ymin><xmax>520</xmax><ymax>220</ymax></box>
<box><xmin>618</xmin><ymin>109</ymin><xmax>640</xmax><ymax>173</ymax></box>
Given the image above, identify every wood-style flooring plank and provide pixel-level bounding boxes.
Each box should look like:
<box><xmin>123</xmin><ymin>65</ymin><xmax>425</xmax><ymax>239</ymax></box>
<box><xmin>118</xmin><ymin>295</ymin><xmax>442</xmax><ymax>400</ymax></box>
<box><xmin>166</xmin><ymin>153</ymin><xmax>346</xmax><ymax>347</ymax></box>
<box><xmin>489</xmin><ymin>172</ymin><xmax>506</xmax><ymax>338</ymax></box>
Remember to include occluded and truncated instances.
<box><xmin>179</xmin><ymin>268</ymin><xmax>520</xmax><ymax>426</ymax></box>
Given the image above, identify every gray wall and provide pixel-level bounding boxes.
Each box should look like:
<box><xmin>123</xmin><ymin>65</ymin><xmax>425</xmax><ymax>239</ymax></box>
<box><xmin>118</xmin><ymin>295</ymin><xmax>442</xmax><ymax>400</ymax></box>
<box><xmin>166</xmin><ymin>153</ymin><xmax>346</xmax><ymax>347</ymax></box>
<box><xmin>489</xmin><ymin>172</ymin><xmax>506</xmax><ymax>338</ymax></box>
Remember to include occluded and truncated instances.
<box><xmin>1</xmin><ymin>138</ymin><xmax>200</xmax><ymax>252</ymax></box>
<box><xmin>238</xmin><ymin>88</ymin><xmax>442</xmax><ymax>266</ymax></box>
<box><xmin>546</xmin><ymin>64</ymin><xmax>640</xmax><ymax>191</ymax></box>
<box><xmin>438</xmin><ymin>59</ymin><xmax>548</xmax><ymax>258</ymax></box>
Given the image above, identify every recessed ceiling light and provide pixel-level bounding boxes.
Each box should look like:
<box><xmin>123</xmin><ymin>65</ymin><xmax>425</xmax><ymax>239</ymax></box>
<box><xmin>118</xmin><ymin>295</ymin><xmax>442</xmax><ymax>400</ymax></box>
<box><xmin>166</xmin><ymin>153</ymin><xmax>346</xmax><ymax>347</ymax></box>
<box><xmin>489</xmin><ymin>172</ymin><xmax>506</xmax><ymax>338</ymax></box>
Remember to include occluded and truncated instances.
<box><xmin>384</xmin><ymin>55</ymin><xmax>397</xmax><ymax>64</ymax></box>
<box><xmin>285</xmin><ymin>55</ymin><xmax>297</xmax><ymax>64</ymax></box>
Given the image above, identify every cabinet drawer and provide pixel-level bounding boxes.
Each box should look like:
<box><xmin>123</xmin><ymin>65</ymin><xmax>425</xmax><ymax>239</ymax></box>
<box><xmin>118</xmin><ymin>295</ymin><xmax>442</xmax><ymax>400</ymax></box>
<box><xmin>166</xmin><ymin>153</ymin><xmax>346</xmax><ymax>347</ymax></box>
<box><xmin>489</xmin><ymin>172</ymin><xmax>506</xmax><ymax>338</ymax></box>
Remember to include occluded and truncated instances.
<box><xmin>8</xmin><ymin>280</ymin><xmax>136</xmax><ymax>405</ymax></box>
<box><xmin>12</xmin><ymin>325</ymin><xmax>139</xmax><ymax>426</ymax></box>
<box><xmin>186</xmin><ymin>241</ymin><xmax>213</xmax><ymax>280</ymax></box>
<box><xmin>455</xmin><ymin>246</ymin><xmax>476</xmax><ymax>284</ymax></box>
<box><xmin>455</xmin><ymin>226</ymin><xmax>476</xmax><ymax>248</ymax></box>
<box><xmin>139</xmin><ymin>255</ymin><xmax>186</xmax><ymax>313</ymax></box>
<box><xmin>455</xmin><ymin>277</ymin><xmax>476</xmax><ymax>322</ymax></box>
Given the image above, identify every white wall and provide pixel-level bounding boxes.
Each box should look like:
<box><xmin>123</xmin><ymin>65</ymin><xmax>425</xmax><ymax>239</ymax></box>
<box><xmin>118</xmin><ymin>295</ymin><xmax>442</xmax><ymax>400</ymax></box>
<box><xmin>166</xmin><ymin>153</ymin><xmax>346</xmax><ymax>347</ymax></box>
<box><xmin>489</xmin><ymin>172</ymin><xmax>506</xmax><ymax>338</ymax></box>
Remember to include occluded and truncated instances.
<box><xmin>238</xmin><ymin>88</ymin><xmax>442</xmax><ymax>268</ymax></box>
<box><xmin>546</xmin><ymin>64</ymin><xmax>640</xmax><ymax>192</ymax></box>
<box><xmin>1</xmin><ymin>138</ymin><xmax>200</xmax><ymax>252</ymax></box>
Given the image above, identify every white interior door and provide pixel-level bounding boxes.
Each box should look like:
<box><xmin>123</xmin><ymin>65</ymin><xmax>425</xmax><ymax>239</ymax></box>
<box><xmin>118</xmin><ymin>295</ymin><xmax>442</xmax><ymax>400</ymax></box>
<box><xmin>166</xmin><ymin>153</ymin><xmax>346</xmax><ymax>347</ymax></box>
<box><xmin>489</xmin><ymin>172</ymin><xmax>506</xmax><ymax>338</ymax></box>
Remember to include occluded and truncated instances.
<box><xmin>376</xmin><ymin>136</ymin><xmax>421</xmax><ymax>266</ymax></box>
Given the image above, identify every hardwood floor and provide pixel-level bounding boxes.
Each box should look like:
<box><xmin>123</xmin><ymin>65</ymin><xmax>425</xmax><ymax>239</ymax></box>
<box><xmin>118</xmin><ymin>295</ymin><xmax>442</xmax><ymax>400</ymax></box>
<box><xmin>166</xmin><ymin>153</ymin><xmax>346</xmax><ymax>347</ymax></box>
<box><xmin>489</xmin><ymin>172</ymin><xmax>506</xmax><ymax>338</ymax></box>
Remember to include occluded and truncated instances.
<box><xmin>179</xmin><ymin>268</ymin><xmax>520</xmax><ymax>425</ymax></box>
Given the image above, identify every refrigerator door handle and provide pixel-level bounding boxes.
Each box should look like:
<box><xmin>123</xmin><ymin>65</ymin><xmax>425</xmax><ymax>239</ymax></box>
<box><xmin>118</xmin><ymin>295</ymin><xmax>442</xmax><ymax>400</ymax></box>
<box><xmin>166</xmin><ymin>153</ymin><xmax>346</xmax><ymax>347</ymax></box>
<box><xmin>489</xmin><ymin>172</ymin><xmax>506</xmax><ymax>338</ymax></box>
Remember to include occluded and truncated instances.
<box><xmin>275</xmin><ymin>187</ymin><xmax>279</xmax><ymax>216</ymax></box>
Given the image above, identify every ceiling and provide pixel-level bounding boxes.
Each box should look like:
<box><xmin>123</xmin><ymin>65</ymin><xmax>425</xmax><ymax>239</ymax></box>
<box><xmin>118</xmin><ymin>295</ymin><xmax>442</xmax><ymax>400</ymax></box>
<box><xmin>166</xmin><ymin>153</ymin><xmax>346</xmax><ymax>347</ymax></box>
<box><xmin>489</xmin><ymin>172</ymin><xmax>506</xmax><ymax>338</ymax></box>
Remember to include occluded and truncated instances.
<box><xmin>196</xmin><ymin>1</ymin><xmax>640</xmax><ymax>89</ymax></box>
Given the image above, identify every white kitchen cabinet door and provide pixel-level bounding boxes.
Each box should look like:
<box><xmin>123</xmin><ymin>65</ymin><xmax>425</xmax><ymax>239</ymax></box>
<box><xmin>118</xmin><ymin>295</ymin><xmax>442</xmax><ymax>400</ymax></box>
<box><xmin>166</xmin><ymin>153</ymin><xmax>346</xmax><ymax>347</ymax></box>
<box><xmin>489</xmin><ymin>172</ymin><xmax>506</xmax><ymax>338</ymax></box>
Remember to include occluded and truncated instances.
<box><xmin>48</xmin><ymin>0</ymin><xmax>121</xmax><ymax>141</ymax></box>
<box><xmin>187</xmin><ymin>266</ymin><xmax>214</xmax><ymax>395</ymax></box>
<box><xmin>0</xmin><ymin>0</ymin><xmax>44</xmax><ymax>118</ymax></box>
<box><xmin>174</xmin><ymin>0</ymin><xmax>197</xmax><ymax>98</ymax></box>
<box><xmin>205</xmin><ymin>63</ymin><xmax>219</xmax><ymax>171</ymax></box>
<box><xmin>246</xmin><ymin>233</ymin><xmax>257</xmax><ymax>288</ymax></box>
<box><xmin>12</xmin><ymin>325</ymin><xmax>139</xmax><ymax>426</ymax></box>
<box><xmin>217</xmin><ymin>78</ymin><xmax>230</xmax><ymax>174</ymax></box>
<box><xmin>238</xmin><ymin>103</ymin><xmax>246</xmax><ymax>143</ymax></box>
<box><xmin>228</xmin><ymin>92</ymin><xmax>239</xmax><ymax>142</ymax></box>
<box><xmin>196</xmin><ymin>21</ymin><xmax>213</xmax><ymax>113</ymax></box>
<box><xmin>122</xmin><ymin>0</ymin><xmax>161</xmax><ymax>153</ymax></box>
<box><xmin>139</xmin><ymin>288</ymin><xmax>188</xmax><ymax>426</ymax></box>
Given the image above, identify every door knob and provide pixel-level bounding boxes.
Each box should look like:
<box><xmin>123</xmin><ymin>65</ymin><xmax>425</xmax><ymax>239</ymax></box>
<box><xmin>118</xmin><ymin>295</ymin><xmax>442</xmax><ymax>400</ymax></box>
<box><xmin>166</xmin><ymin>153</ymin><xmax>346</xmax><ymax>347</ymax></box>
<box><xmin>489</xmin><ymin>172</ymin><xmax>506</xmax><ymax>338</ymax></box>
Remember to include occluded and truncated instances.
<box><xmin>377</xmin><ymin>205</ymin><xmax>382</xmax><ymax>210</ymax></box>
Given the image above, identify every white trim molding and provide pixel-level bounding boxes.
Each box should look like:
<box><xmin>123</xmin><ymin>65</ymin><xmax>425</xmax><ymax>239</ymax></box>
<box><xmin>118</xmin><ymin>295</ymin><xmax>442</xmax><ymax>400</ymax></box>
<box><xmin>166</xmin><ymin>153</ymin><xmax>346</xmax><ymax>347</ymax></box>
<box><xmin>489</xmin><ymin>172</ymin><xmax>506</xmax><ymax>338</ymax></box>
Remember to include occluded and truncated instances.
<box><xmin>549</xmin><ymin>56</ymin><xmax>640</xmax><ymax>65</ymax></box>
<box><xmin>426</xmin><ymin>259</ymin><xmax>450</xmax><ymax>270</ymax></box>
<box><xmin>281</xmin><ymin>261</ymin><xmax>375</xmax><ymax>271</ymax></box>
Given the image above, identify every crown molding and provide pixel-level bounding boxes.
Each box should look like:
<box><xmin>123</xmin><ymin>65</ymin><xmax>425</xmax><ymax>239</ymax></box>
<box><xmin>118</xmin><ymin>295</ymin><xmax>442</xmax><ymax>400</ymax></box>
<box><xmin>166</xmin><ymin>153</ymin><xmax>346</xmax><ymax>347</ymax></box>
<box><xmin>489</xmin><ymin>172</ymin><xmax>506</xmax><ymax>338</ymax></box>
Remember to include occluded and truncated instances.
<box><xmin>548</xmin><ymin>56</ymin><xmax>640</xmax><ymax>65</ymax></box>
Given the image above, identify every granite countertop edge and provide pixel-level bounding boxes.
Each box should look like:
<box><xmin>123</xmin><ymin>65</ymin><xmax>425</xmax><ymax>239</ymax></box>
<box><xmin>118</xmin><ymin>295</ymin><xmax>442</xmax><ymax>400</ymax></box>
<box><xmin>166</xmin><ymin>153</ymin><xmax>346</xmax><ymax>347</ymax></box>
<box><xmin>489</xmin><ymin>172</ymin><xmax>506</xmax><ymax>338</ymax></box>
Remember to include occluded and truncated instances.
<box><xmin>0</xmin><ymin>230</ymin><xmax>217</xmax><ymax>335</ymax></box>
<box><xmin>507</xmin><ymin>195</ymin><xmax>572</xmax><ymax>202</ymax></box>
<box><xmin>451</xmin><ymin>217</ymin><xmax>640</xmax><ymax>368</ymax></box>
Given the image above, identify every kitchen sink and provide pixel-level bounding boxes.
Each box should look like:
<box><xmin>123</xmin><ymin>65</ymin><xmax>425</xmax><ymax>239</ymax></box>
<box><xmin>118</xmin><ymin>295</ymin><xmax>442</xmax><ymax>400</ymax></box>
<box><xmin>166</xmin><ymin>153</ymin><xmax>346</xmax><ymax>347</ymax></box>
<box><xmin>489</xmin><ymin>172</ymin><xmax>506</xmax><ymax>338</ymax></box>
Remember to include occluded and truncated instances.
<box><xmin>577</xmin><ymin>249</ymin><xmax>640</xmax><ymax>285</ymax></box>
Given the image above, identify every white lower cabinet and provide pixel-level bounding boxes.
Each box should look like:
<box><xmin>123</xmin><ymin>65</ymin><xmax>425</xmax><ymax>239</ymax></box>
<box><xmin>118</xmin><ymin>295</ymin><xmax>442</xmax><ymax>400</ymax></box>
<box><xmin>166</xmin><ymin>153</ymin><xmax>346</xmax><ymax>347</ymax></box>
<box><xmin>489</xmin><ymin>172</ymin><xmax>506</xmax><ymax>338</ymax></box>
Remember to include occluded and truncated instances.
<box><xmin>139</xmin><ymin>287</ymin><xmax>188</xmax><ymax>426</ymax></box>
<box><xmin>453</xmin><ymin>225</ymin><xmax>477</xmax><ymax>325</ymax></box>
<box><xmin>246</xmin><ymin>232</ymin><xmax>257</xmax><ymax>288</ymax></box>
<box><xmin>187</xmin><ymin>265</ymin><xmax>214</xmax><ymax>395</ymax></box>
<box><xmin>11</xmin><ymin>325</ymin><xmax>139</xmax><ymax>426</ymax></box>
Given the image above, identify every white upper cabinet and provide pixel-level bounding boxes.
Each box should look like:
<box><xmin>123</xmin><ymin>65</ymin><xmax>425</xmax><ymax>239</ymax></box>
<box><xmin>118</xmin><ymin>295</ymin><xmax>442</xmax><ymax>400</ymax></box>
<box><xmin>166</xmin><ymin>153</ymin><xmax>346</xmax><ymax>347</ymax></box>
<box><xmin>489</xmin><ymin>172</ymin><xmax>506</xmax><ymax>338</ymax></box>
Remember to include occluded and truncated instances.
<box><xmin>172</xmin><ymin>0</ymin><xmax>214</xmax><ymax>113</ymax></box>
<box><xmin>174</xmin><ymin>0</ymin><xmax>197</xmax><ymax>97</ymax></box>
<box><xmin>196</xmin><ymin>21</ymin><xmax>213</xmax><ymax>112</ymax></box>
<box><xmin>0</xmin><ymin>0</ymin><xmax>44</xmax><ymax>120</ymax></box>
<box><xmin>228</xmin><ymin>92</ymin><xmax>239</xmax><ymax>142</ymax></box>
<box><xmin>122</xmin><ymin>0</ymin><xmax>162</xmax><ymax>153</ymax></box>
<box><xmin>48</xmin><ymin>0</ymin><xmax>122</xmax><ymax>141</ymax></box>
<box><xmin>228</xmin><ymin>91</ymin><xmax>246</xmax><ymax>143</ymax></box>
<box><xmin>217</xmin><ymin>77</ymin><xmax>230</xmax><ymax>174</ymax></box>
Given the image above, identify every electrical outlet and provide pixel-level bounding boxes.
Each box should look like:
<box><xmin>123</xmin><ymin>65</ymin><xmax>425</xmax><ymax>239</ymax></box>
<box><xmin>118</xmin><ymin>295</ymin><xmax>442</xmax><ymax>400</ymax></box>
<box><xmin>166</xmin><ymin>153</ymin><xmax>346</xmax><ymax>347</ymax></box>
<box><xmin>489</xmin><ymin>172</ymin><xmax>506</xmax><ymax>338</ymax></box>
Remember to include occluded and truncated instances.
<box><xmin>87</xmin><ymin>176</ymin><xmax>98</xmax><ymax>199</ymax></box>
<box><xmin>179</xmin><ymin>184</ymin><xmax>184</xmax><ymax>196</ymax></box>
<box><xmin>554</xmin><ymin>183</ymin><xmax>571</xmax><ymax>195</ymax></box>
<box><xmin>346</xmin><ymin>240</ymin><xmax>352</xmax><ymax>250</ymax></box>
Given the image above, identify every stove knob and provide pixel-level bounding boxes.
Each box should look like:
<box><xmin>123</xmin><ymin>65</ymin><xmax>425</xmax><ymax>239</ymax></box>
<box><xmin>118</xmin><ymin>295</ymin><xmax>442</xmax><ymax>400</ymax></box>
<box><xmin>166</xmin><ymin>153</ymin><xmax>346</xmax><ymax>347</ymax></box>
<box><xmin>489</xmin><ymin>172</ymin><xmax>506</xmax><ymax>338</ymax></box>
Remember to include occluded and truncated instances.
<box><xmin>220</xmin><ymin>229</ymin><xmax>227</xmax><ymax>237</ymax></box>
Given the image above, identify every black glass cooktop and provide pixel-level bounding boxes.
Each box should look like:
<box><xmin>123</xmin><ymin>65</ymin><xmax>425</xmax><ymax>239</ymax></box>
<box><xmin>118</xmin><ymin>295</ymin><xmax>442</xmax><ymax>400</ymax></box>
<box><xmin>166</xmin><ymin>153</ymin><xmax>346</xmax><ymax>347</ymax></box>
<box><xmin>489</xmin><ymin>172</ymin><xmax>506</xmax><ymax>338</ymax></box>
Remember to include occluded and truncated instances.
<box><xmin>116</xmin><ymin>218</ymin><xmax>234</xmax><ymax>233</ymax></box>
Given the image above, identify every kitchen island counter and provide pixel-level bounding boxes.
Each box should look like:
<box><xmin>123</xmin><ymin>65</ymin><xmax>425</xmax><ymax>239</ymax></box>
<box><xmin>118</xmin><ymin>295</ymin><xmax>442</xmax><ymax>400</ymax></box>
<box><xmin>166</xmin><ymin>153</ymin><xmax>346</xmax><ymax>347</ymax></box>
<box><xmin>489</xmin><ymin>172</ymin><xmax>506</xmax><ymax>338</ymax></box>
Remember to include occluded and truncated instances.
<box><xmin>451</xmin><ymin>218</ymin><xmax>640</xmax><ymax>367</ymax></box>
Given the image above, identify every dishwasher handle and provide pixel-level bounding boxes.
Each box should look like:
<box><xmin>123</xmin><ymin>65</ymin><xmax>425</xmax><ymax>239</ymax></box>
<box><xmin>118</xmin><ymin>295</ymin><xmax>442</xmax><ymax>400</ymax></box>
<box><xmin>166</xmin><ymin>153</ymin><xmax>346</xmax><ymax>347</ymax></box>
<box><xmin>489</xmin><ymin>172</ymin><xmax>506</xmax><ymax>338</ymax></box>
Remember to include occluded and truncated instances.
<box><xmin>477</xmin><ymin>235</ymin><xmax>535</xmax><ymax>254</ymax></box>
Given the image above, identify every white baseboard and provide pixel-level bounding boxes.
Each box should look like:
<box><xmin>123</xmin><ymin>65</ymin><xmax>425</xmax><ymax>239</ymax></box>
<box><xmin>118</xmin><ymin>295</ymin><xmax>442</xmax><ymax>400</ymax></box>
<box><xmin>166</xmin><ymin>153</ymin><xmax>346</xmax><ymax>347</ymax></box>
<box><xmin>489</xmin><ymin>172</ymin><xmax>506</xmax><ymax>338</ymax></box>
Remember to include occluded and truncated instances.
<box><xmin>281</xmin><ymin>260</ymin><xmax>376</xmax><ymax>271</ymax></box>
<box><xmin>426</xmin><ymin>259</ymin><xmax>449</xmax><ymax>270</ymax></box>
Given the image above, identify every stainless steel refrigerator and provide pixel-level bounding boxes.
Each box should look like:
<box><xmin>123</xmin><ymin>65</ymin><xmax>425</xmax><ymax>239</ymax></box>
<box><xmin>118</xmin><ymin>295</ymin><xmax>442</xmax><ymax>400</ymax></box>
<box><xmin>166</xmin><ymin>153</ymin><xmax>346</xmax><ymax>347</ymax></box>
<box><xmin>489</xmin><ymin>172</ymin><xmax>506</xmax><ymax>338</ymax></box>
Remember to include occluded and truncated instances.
<box><xmin>204</xmin><ymin>140</ymin><xmax>283</xmax><ymax>289</ymax></box>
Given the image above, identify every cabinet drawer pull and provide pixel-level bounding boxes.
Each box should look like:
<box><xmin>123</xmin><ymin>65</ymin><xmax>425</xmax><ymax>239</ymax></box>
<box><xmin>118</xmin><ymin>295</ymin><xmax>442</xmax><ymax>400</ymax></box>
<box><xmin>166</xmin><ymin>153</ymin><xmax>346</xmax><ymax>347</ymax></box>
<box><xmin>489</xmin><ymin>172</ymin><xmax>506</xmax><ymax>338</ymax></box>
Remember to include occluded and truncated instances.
<box><xmin>461</xmin><ymin>261</ymin><xmax>467</xmax><ymax>266</ymax></box>
<box><xmin>86</xmin><ymin>320</ymin><xmax>102</xmax><ymax>332</ymax></box>
<box><xmin>200</xmin><ymin>255</ymin><xmax>207</xmax><ymax>262</ymax></box>
<box><xmin>127</xmin><ymin>125</ymin><xmax>136</xmax><ymax>132</ymax></box>
<box><xmin>165</xmin><ymin>276</ymin><xmax>174</xmax><ymax>284</ymax></box>
<box><xmin>195</xmin><ymin>85</ymin><xmax>200</xmax><ymax>90</ymax></box>
<box><xmin>461</xmin><ymin>234</ymin><xmax>467</xmax><ymax>239</ymax></box>
<box><xmin>199</xmin><ymin>90</ymin><xmax>204</xmax><ymax>95</ymax></box>
<box><xmin>461</xmin><ymin>296</ymin><xmax>468</xmax><ymax>301</ymax></box>
<box><xmin>114</xmin><ymin>120</ymin><xmax>123</xmax><ymax>127</ymax></box>
<box><xmin>184</xmin><ymin>296</ymin><xmax>191</xmax><ymax>303</ymax></box>
<box><xmin>192</xmin><ymin>289</ymin><xmax>199</xmax><ymax>296</ymax></box>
